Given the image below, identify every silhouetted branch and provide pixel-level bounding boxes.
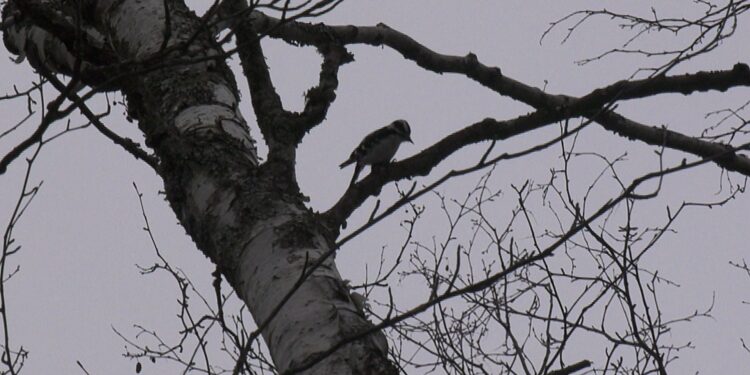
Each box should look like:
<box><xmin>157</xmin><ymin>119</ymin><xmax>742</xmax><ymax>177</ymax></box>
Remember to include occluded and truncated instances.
<box><xmin>296</xmin><ymin>43</ymin><xmax>353</xmax><ymax>135</ymax></box>
<box><xmin>541</xmin><ymin>2</ymin><xmax>750</xmax><ymax>75</ymax></box>
<box><xmin>38</xmin><ymin>69</ymin><xmax>160</xmax><ymax>172</ymax></box>
<box><xmin>0</xmin><ymin>84</ymin><xmax>70</xmax><ymax>174</ymax></box>
<box><xmin>255</xmin><ymin>11</ymin><xmax>750</xmax><ymax>226</ymax></box>
<box><xmin>547</xmin><ymin>360</ymin><xmax>592</xmax><ymax>375</ymax></box>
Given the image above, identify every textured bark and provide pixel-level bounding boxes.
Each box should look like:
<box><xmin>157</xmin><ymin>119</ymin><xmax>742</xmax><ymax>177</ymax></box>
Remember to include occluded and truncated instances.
<box><xmin>2</xmin><ymin>1</ymin><xmax>395</xmax><ymax>374</ymax></box>
<box><xmin>7</xmin><ymin>2</ymin><xmax>749</xmax><ymax>374</ymax></box>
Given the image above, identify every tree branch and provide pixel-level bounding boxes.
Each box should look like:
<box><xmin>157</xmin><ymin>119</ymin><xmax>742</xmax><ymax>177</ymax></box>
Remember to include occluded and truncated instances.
<box><xmin>322</xmin><ymin>100</ymin><xmax>750</xmax><ymax>229</ymax></box>
<box><xmin>232</xmin><ymin>8</ymin><xmax>287</xmax><ymax>148</ymax></box>
<box><xmin>596</xmin><ymin>110</ymin><xmax>750</xmax><ymax>174</ymax></box>
<box><xmin>297</xmin><ymin>148</ymin><xmax>737</xmax><ymax>374</ymax></box>
<box><xmin>0</xmin><ymin>78</ymin><xmax>77</xmax><ymax>175</ymax></box>
<box><xmin>251</xmin><ymin>12</ymin><xmax>750</xmax><ymax>110</ymax></box>
<box><xmin>295</xmin><ymin>43</ymin><xmax>352</xmax><ymax>137</ymax></box>
<box><xmin>321</xmin><ymin>112</ymin><xmax>564</xmax><ymax>228</ymax></box>
<box><xmin>547</xmin><ymin>360</ymin><xmax>592</xmax><ymax>375</ymax></box>
<box><xmin>256</xmin><ymin>11</ymin><xmax>750</xmax><ymax>228</ymax></box>
<box><xmin>39</xmin><ymin>70</ymin><xmax>160</xmax><ymax>172</ymax></box>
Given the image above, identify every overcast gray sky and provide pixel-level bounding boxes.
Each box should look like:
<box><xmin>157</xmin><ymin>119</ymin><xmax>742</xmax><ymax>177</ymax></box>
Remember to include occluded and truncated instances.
<box><xmin>0</xmin><ymin>1</ymin><xmax>748</xmax><ymax>373</ymax></box>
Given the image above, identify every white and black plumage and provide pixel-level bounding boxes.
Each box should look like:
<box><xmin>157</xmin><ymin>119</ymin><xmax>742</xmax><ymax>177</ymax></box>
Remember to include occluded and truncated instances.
<box><xmin>340</xmin><ymin>119</ymin><xmax>413</xmax><ymax>186</ymax></box>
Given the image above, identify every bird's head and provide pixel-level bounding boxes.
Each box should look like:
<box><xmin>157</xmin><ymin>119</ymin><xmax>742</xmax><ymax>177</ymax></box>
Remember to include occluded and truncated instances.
<box><xmin>392</xmin><ymin>119</ymin><xmax>413</xmax><ymax>143</ymax></box>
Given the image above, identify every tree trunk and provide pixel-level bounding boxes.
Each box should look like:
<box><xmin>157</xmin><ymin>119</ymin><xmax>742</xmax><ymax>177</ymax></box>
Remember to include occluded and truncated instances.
<box><xmin>3</xmin><ymin>1</ymin><xmax>396</xmax><ymax>373</ymax></box>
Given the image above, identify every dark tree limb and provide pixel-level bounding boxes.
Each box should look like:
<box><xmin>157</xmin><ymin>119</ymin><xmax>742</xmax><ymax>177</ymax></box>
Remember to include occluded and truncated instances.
<box><xmin>0</xmin><ymin>99</ymin><xmax>64</xmax><ymax>175</ymax></box>
<box><xmin>39</xmin><ymin>70</ymin><xmax>160</xmax><ymax>172</ymax></box>
<box><xmin>232</xmin><ymin>10</ymin><xmax>286</xmax><ymax>147</ymax></box>
<box><xmin>294</xmin><ymin>43</ymin><xmax>353</xmax><ymax>138</ymax></box>
<box><xmin>595</xmin><ymin>110</ymin><xmax>750</xmax><ymax>175</ymax></box>
<box><xmin>321</xmin><ymin>112</ymin><xmax>563</xmax><ymax>228</ymax></box>
<box><xmin>231</xmin><ymin>8</ymin><xmax>353</xmax><ymax>148</ymax></box>
<box><xmin>547</xmin><ymin>360</ymin><xmax>592</xmax><ymax>375</ymax></box>
<box><xmin>0</xmin><ymin>48</ymin><xmax>84</xmax><ymax>175</ymax></box>
<box><xmin>322</xmin><ymin>103</ymin><xmax>750</xmax><ymax>230</ymax></box>
<box><xmin>300</xmin><ymin>147</ymin><xmax>739</xmax><ymax>374</ymax></box>
<box><xmin>254</xmin><ymin>12</ymin><xmax>750</xmax><ymax>229</ymax></box>
<box><xmin>250</xmin><ymin>12</ymin><xmax>750</xmax><ymax>110</ymax></box>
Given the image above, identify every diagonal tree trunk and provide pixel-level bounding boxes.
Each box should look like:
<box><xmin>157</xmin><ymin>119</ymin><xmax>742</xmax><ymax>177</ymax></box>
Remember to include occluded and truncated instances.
<box><xmin>6</xmin><ymin>1</ymin><xmax>750</xmax><ymax>374</ymax></box>
<box><xmin>3</xmin><ymin>1</ymin><xmax>396</xmax><ymax>373</ymax></box>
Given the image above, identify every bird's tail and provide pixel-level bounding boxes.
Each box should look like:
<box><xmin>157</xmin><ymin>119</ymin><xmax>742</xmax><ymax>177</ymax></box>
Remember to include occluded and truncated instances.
<box><xmin>348</xmin><ymin>163</ymin><xmax>363</xmax><ymax>186</ymax></box>
<box><xmin>339</xmin><ymin>158</ymin><xmax>354</xmax><ymax>169</ymax></box>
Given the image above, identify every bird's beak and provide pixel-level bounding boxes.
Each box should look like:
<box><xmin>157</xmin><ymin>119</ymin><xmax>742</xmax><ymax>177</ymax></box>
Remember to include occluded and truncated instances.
<box><xmin>406</xmin><ymin>135</ymin><xmax>413</xmax><ymax>144</ymax></box>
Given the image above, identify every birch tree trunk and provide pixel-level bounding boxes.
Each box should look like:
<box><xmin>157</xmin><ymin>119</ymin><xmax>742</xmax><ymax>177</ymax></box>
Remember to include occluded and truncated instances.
<box><xmin>2</xmin><ymin>1</ymin><xmax>395</xmax><ymax>373</ymax></box>
<box><xmin>5</xmin><ymin>1</ymin><xmax>750</xmax><ymax>374</ymax></box>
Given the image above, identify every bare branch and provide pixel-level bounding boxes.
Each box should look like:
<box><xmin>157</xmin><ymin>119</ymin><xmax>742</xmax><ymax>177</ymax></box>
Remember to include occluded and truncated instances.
<box><xmin>39</xmin><ymin>69</ymin><xmax>160</xmax><ymax>172</ymax></box>
<box><xmin>547</xmin><ymin>359</ymin><xmax>592</xmax><ymax>375</ymax></box>
<box><xmin>0</xmin><ymin>81</ymin><xmax>74</xmax><ymax>174</ymax></box>
<box><xmin>296</xmin><ymin>43</ymin><xmax>353</xmax><ymax>135</ymax></box>
<box><xmin>257</xmin><ymin>12</ymin><xmax>750</xmax><ymax>228</ymax></box>
<box><xmin>233</xmin><ymin>13</ymin><xmax>286</xmax><ymax>134</ymax></box>
<box><xmin>541</xmin><ymin>3</ymin><xmax>750</xmax><ymax>75</ymax></box>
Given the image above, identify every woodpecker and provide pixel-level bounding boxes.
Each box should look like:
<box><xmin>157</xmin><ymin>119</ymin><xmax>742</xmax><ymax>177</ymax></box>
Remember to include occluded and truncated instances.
<box><xmin>340</xmin><ymin>119</ymin><xmax>413</xmax><ymax>186</ymax></box>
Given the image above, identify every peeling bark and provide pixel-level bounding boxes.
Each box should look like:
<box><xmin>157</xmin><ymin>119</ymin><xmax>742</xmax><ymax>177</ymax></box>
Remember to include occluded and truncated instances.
<box><xmin>2</xmin><ymin>1</ymin><xmax>396</xmax><ymax>374</ymax></box>
<box><xmin>6</xmin><ymin>1</ymin><xmax>747</xmax><ymax>374</ymax></box>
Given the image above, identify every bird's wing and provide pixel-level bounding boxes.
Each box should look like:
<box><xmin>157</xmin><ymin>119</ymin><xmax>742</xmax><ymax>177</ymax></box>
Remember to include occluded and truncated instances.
<box><xmin>340</xmin><ymin>127</ymin><xmax>392</xmax><ymax>168</ymax></box>
<box><xmin>360</xmin><ymin>126</ymin><xmax>394</xmax><ymax>146</ymax></box>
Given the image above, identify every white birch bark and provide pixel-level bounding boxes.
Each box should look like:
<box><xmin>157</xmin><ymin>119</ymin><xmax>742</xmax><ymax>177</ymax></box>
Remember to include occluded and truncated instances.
<box><xmin>2</xmin><ymin>1</ymin><xmax>395</xmax><ymax>373</ymax></box>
